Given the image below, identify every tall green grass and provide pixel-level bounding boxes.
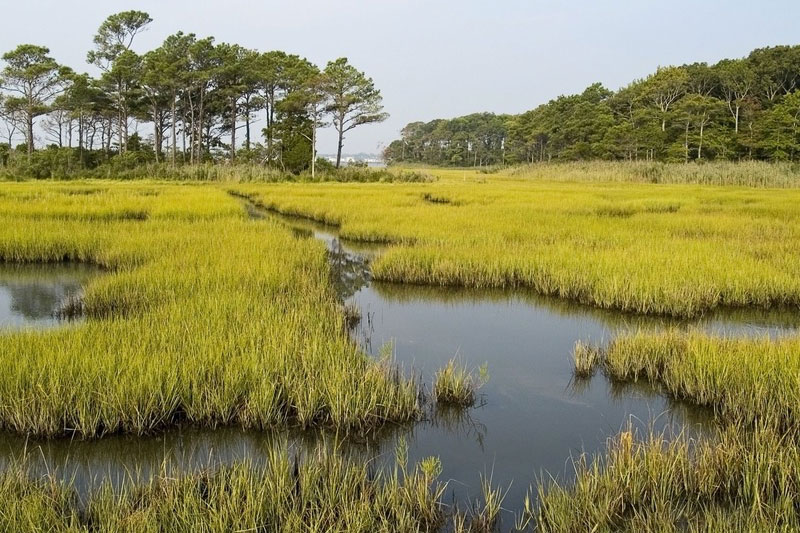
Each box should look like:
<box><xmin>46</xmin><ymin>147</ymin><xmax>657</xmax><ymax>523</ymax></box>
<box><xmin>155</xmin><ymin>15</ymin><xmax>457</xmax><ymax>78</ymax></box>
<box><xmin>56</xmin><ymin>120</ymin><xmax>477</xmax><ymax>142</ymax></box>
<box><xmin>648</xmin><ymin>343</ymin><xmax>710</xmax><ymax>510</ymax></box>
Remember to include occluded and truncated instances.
<box><xmin>531</xmin><ymin>425</ymin><xmax>800</xmax><ymax>532</ymax></box>
<box><xmin>233</xmin><ymin>171</ymin><xmax>800</xmax><ymax>316</ymax></box>
<box><xmin>0</xmin><ymin>182</ymin><xmax>420</xmax><ymax>438</ymax></box>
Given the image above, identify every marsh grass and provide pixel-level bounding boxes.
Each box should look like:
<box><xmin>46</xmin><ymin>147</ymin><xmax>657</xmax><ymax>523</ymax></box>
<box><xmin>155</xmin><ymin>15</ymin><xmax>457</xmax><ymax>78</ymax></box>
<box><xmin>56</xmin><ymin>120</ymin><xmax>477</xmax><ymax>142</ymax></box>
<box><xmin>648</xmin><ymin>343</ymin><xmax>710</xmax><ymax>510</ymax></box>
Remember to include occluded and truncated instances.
<box><xmin>433</xmin><ymin>359</ymin><xmax>489</xmax><ymax>407</ymax></box>
<box><xmin>530</xmin><ymin>424</ymin><xmax>800</xmax><ymax>532</ymax></box>
<box><xmin>234</xmin><ymin>170</ymin><xmax>800</xmax><ymax>316</ymax></box>
<box><xmin>601</xmin><ymin>330</ymin><xmax>800</xmax><ymax>431</ymax></box>
<box><xmin>0</xmin><ymin>183</ymin><xmax>422</xmax><ymax>438</ymax></box>
<box><xmin>0</xmin><ymin>442</ymin><xmax>448</xmax><ymax>532</ymax></box>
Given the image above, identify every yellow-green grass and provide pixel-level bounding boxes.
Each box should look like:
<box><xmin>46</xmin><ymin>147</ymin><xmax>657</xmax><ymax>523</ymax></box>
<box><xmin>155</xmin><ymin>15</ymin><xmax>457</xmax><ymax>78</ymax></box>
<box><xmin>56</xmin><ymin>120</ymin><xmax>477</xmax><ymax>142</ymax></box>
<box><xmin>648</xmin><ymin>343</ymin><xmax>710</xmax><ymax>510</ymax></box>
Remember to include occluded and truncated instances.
<box><xmin>532</xmin><ymin>425</ymin><xmax>800</xmax><ymax>532</ymax></box>
<box><xmin>432</xmin><ymin>358</ymin><xmax>488</xmax><ymax>407</ymax></box>
<box><xmin>601</xmin><ymin>330</ymin><xmax>800</xmax><ymax>431</ymax></box>
<box><xmin>0</xmin><ymin>442</ymin><xmax>449</xmax><ymax>532</ymax></box>
<box><xmin>0</xmin><ymin>182</ymin><xmax>419</xmax><ymax>438</ymax></box>
<box><xmin>232</xmin><ymin>170</ymin><xmax>800</xmax><ymax>317</ymax></box>
<box><xmin>505</xmin><ymin>160</ymin><xmax>800</xmax><ymax>188</ymax></box>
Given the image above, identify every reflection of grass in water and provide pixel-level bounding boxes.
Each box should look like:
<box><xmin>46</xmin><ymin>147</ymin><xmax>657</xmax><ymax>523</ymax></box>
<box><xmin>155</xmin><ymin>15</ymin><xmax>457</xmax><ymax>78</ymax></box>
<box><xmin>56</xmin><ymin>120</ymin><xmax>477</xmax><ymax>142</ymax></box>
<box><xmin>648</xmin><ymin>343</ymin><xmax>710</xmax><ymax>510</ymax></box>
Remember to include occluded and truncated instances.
<box><xmin>0</xmin><ymin>264</ymin><xmax>100</xmax><ymax>323</ymax></box>
<box><xmin>370</xmin><ymin>281</ymin><xmax>800</xmax><ymax>334</ymax></box>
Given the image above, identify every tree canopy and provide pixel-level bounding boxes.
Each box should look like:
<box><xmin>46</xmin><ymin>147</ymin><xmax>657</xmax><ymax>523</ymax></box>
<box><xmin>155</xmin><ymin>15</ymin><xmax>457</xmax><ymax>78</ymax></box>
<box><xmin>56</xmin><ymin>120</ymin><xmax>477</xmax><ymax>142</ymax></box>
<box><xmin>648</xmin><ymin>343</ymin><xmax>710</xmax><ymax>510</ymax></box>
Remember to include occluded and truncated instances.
<box><xmin>0</xmin><ymin>11</ymin><xmax>388</xmax><ymax>175</ymax></box>
<box><xmin>384</xmin><ymin>45</ymin><xmax>800</xmax><ymax>165</ymax></box>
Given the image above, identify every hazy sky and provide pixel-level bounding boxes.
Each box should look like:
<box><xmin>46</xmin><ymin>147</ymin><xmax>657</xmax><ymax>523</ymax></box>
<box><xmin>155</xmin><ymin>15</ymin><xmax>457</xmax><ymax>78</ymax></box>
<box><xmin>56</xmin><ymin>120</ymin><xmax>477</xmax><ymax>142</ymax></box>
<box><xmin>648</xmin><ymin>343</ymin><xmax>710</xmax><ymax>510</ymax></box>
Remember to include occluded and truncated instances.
<box><xmin>3</xmin><ymin>0</ymin><xmax>799</xmax><ymax>154</ymax></box>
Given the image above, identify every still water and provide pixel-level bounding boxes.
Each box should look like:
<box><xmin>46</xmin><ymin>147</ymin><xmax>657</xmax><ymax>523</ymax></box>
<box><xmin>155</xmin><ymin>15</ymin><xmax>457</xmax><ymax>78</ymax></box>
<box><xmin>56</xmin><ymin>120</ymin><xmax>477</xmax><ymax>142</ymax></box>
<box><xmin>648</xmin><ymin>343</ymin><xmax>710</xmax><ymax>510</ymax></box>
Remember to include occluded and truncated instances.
<box><xmin>0</xmin><ymin>263</ymin><xmax>95</xmax><ymax>329</ymax></box>
<box><xmin>0</xmin><ymin>210</ymin><xmax>798</xmax><ymax>527</ymax></box>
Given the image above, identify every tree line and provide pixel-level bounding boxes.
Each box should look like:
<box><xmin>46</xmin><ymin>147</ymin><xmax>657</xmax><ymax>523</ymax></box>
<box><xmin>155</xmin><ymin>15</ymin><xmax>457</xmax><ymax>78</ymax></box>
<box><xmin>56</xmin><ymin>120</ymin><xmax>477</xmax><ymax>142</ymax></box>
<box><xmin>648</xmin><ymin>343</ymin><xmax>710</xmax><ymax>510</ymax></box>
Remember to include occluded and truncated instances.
<box><xmin>384</xmin><ymin>45</ymin><xmax>800</xmax><ymax>166</ymax></box>
<box><xmin>0</xmin><ymin>11</ymin><xmax>387</xmax><ymax>177</ymax></box>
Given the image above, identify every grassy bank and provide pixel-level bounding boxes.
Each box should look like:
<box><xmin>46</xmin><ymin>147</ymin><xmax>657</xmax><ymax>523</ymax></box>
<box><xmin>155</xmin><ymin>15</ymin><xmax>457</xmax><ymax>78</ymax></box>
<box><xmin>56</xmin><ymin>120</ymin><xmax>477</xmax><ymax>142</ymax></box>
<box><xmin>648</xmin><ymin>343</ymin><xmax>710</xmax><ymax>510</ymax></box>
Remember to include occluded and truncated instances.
<box><xmin>0</xmin><ymin>182</ymin><xmax>420</xmax><ymax>438</ymax></box>
<box><xmin>592</xmin><ymin>330</ymin><xmax>800</xmax><ymax>431</ymax></box>
<box><xmin>531</xmin><ymin>425</ymin><xmax>800</xmax><ymax>532</ymax></box>
<box><xmin>233</xmin><ymin>167</ymin><xmax>800</xmax><ymax>316</ymax></box>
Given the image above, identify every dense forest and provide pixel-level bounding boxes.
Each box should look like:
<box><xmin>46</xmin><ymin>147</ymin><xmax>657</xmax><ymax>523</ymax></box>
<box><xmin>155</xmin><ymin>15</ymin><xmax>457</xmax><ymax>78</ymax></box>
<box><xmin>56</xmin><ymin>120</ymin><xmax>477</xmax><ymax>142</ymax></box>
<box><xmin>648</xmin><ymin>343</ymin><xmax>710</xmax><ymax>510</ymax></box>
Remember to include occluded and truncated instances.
<box><xmin>0</xmin><ymin>11</ymin><xmax>387</xmax><ymax>178</ymax></box>
<box><xmin>384</xmin><ymin>46</ymin><xmax>800</xmax><ymax>166</ymax></box>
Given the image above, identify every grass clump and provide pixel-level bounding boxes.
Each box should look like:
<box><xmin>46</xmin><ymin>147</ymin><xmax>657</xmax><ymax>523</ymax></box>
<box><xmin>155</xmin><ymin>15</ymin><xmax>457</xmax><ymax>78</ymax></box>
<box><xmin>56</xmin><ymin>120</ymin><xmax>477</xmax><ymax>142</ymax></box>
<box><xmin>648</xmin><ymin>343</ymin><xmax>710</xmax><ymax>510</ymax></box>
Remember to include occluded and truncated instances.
<box><xmin>602</xmin><ymin>330</ymin><xmax>800</xmax><ymax>431</ymax></box>
<box><xmin>572</xmin><ymin>341</ymin><xmax>602</xmax><ymax>378</ymax></box>
<box><xmin>530</xmin><ymin>425</ymin><xmax>800</xmax><ymax>532</ymax></box>
<box><xmin>433</xmin><ymin>358</ymin><xmax>488</xmax><ymax>407</ymax></box>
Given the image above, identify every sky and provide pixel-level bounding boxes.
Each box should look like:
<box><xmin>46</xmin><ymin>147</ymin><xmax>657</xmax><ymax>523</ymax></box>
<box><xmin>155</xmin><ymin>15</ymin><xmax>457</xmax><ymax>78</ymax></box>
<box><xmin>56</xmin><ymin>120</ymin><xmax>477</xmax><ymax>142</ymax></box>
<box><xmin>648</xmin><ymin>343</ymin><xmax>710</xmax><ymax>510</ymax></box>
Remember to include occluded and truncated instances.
<box><xmin>2</xmin><ymin>0</ymin><xmax>800</xmax><ymax>155</ymax></box>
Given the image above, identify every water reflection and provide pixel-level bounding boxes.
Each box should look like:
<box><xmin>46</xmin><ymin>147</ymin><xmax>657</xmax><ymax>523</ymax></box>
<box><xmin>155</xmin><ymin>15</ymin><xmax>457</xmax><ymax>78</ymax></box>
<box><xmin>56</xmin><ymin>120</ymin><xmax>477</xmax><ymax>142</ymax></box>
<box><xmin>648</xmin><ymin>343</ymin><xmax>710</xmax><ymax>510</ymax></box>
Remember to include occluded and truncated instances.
<box><xmin>0</xmin><ymin>263</ymin><xmax>96</xmax><ymax>328</ymax></box>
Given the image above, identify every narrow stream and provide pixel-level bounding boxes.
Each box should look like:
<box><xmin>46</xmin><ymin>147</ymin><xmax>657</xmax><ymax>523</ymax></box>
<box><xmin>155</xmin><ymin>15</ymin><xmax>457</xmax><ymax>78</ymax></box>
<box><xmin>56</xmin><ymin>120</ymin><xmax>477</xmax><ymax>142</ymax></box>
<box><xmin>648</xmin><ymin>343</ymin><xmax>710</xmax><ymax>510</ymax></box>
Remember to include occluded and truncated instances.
<box><xmin>0</xmin><ymin>208</ymin><xmax>798</xmax><ymax>530</ymax></box>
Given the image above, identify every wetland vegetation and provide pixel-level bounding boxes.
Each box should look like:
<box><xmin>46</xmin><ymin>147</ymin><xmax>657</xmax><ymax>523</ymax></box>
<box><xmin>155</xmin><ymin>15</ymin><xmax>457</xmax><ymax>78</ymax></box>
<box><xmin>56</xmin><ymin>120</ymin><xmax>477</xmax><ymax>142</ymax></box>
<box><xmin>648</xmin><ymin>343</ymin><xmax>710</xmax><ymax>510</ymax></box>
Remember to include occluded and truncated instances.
<box><xmin>2</xmin><ymin>8</ymin><xmax>800</xmax><ymax>531</ymax></box>
<box><xmin>2</xmin><ymin>170</ymin><xmax>798</xmax><ymax>530</ymax></box>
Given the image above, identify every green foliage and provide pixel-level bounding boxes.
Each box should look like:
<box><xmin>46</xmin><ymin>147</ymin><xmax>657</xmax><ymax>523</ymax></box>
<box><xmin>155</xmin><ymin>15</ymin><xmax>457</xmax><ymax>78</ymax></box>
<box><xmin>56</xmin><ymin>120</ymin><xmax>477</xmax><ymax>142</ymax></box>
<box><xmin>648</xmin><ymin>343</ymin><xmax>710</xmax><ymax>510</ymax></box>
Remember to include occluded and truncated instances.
<box><xmin>385</xmin><ymin>45</ymin><xmax>800</xmax><ymax>166</ymax></box>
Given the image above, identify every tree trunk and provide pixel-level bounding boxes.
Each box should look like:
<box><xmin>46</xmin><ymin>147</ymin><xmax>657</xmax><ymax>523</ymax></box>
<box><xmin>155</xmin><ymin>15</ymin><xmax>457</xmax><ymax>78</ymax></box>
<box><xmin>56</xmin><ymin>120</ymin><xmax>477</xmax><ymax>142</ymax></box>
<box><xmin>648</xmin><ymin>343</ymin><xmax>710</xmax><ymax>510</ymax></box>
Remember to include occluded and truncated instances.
<box><xmin>171</xmin><ymin>90</ymin><xmax>177</xmax><ymax>167</ymax></box>
<box><xmin>78</xmin><ymin>112</ymin><xmax>84</xmax><ymax>168</ymax></box>
<box><xmin>698</xmin><ymin>120</ymin><xmax>705</xmax><ymax>160</ymax></box>
<box><xmin>26</xmin><ymin>112</ymin><xmax>33</xmax><ymax>160</ymax></box>
<box><xmin>198</xmin><ymin>88</ymin><xmax>205</xmax><ymax>160</ymax></box>
<box><xmin>245</xmin><ymin>115</ymin><xmax>251</xmax><ymax>151</ymax></box>
<box><xmin>153</xmin><ymin>107</ymin><xmax>160</xmax><ymax>164</ymax></box>
<box><xmin>311</xmin><ymin>113</ymin><xmax>316</xmax><ymax>179</ymax></box>
<box><xmin>684</xmin><ymin>121</ymin><xmax>689</xmax><ymax>163</ymax></box>
<box><xmin>336</xmin><ymin>117</ymin><xmax>344</xmax><ymax>168</ymax></box>
<box><xmin>230</xmin><ymin>98</ymin><xmax>236</xmax><ymax>162</ymax></box>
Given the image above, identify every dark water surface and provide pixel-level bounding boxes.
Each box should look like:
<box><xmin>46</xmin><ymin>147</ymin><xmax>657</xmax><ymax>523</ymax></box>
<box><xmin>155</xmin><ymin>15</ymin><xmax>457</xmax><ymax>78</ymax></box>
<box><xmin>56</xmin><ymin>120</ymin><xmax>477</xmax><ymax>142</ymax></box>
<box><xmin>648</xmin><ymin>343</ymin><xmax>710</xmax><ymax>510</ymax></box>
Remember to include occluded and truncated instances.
<box><xmin>1</xmin><ymin>210</ymin><xmax>798</xmax><ymax>528</ymax></box>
